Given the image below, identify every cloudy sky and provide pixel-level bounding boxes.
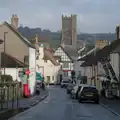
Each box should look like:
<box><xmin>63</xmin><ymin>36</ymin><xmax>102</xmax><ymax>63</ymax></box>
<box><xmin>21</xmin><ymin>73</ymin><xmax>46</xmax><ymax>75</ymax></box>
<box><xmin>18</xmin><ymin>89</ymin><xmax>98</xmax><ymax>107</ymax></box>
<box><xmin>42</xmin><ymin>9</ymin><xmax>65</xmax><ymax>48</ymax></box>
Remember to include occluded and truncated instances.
<box><xmin>0</xmin><ymin>0</ymin><xmax>120</xmax><ymax>33</ymax></box>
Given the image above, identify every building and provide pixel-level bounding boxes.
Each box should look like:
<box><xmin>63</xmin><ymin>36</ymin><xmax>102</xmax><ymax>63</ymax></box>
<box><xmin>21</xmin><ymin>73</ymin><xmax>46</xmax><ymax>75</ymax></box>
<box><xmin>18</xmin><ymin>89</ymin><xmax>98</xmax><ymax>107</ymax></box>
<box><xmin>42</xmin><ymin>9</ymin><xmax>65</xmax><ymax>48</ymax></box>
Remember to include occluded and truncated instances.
<box><xmin>0</xmin><ymin>15</ymin><xmax>36</xmax><ymax>95</ymax></box>
<box><xmin>116</xmin><ymin>25</ymin><xmax>120</xmax><ymax>40</ymax></box>
<box><xmin>77</xmin><ymin>40</ymin><xmax>109</xmax><ymax>85</ymax></box>
<box><xmin>61</xmin><ymin>14</ymin><xmax>77</xmax><ymax>48</ymax></box>
<box><xmin>0</xmin><ymin>52</ymin><xmax>27</xmax><ymax>81</ymax></box>
<box><xmin>54</xmin><ymin>45</ymin><xmax>78</xmax><ymax>80</ymax></box>
<box><xmin>36</xmin><ymin>43</ymin><xmax>61</xmax><ymax>84</ymax></box>
<box><xmin>79</xmin><ymin>37</ymin><xmax>120</xmax><ymax>98</ymax></box>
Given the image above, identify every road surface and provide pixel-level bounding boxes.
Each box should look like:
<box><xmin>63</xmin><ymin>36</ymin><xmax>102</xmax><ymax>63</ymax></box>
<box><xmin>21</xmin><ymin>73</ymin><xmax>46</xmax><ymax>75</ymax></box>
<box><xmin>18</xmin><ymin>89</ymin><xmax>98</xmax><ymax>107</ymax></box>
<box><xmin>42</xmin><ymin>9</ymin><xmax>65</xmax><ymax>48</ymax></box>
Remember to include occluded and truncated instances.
<box><xmin>10</xmin><ymin>86</ymin><xmax>120</xmax><ymax>120</ymax></box>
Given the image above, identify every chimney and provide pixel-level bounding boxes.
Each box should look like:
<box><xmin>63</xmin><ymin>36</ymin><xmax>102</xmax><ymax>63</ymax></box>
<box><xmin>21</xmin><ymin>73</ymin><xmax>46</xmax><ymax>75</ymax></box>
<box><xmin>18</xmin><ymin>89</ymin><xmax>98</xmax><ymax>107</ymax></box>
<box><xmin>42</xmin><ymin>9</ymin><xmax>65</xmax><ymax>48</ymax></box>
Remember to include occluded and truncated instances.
<box><xmin>39</xmin><ymin>44</ymin><xmax>44</xmax><ymax>59</ymax></box>
<box><xmin>116</xmin><ymin>25</ymin><xmax>120</xmax><ymax>40</ymax></box>
<box><xmin>35</xmin><ymin>34</ymin><xmax>38</xmax><ymax>44</ymax></box>
<box><xmin>11</xmin><ymin>14</ymin><xmax>19</xmax><ymax>29</ymax></box>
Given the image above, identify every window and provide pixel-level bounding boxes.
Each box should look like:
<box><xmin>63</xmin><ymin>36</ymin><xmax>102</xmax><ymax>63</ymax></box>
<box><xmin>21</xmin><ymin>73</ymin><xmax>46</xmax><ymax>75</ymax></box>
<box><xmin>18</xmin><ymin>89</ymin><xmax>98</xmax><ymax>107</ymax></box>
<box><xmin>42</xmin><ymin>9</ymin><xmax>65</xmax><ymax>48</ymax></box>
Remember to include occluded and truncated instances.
<box><xmin>24</xmin><ymin>56</ymin><xmax>29</xmax><ymax>64</ymax></box>
<box><xmin>47</xmin><ymin>76</ymin><xmax>50</xmax><ymax>83</ymax></box>
<box><xmin>36</xmin><ymin>56</ymin><xmax>39</xmax><ymax>60</ymax></box>
<box><xmin>52</xmin><ymin>76</ymin><xmax>54</xmax><ymax>80</ymax></box>
<box><xmin>63</xmin><ymin>63</ymin><xmax>69</xmax><ymax>68</ymax></box>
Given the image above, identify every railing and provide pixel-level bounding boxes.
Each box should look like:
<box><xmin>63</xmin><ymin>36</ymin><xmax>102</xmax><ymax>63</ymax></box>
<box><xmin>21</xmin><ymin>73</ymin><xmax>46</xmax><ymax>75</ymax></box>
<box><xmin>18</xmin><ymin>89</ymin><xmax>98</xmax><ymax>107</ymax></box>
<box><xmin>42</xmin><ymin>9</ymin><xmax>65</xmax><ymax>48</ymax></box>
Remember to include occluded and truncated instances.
<box><xmin>0</xmin><ymin>82</ymin><xmax>23</xmax><ymax>111</ymax></box>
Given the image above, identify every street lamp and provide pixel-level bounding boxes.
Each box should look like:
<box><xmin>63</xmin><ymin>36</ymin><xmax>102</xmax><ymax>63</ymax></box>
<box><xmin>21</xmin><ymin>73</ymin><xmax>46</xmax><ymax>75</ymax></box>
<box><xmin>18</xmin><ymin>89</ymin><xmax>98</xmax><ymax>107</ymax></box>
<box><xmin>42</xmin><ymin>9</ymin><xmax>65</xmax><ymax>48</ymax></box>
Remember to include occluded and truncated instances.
<box><xmin>0</xmin><ymin>39</ymin><xmax>4</xmax><ymax>83</ymax></box>
<box><xmin>3</xmin><ymin>32</ymin><xmax>8</xmax><ymax>76</ymax></box>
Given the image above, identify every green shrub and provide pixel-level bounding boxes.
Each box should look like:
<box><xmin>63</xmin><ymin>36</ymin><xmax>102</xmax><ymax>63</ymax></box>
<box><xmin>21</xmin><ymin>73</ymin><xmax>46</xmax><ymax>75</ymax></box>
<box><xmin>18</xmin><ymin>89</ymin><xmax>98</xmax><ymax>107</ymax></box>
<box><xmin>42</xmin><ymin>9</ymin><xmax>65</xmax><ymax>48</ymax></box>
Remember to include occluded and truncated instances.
<box><xmin>1</xmin><ymin>74</ymin><xmax>13</xmax><ymax>82</ymax></box>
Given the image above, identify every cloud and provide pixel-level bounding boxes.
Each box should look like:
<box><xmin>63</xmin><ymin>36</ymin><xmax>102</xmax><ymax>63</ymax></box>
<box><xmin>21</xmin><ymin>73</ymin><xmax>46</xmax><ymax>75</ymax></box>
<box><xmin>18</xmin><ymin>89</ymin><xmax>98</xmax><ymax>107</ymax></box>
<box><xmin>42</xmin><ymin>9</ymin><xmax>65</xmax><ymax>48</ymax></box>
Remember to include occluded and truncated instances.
<box><xmin>0</xmin><ymin>0</ymin><xmax>120</xmax><ymax>33</ymax></box>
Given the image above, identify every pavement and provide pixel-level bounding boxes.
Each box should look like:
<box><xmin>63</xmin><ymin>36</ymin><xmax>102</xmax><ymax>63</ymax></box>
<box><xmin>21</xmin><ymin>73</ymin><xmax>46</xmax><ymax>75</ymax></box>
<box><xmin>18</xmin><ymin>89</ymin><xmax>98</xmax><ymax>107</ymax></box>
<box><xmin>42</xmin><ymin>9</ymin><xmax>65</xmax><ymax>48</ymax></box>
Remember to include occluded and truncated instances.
<box><xmin>100</xmin><ymin>97</ymin><xmax>120</xmax><ymax>115</ymax></box>
<box><xmin>9</xmin><ymin>86</ymin><xmax>120</xmax><ymax>120</ymax></box>
<box><xmin>0</xmin><ymin>88</ymin><xmax>48</xmax><ymax>115</ymax></box>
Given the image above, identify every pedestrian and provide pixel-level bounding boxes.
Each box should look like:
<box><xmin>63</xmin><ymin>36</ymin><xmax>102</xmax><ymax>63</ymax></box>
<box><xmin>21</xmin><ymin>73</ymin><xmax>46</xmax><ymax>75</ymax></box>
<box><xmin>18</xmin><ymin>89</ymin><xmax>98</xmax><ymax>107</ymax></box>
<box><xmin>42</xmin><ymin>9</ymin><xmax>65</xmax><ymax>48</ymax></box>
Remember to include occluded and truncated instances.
<box><xmin>60</xmin><ymin>74</ymin><xmax>62</xmax><ymax>84</ymax></box>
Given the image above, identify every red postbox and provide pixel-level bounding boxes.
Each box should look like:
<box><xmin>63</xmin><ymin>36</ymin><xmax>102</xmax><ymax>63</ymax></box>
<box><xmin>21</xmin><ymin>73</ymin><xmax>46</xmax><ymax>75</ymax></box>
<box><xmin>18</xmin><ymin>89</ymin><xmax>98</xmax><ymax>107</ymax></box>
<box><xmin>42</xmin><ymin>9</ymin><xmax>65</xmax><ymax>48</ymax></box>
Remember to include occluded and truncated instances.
<box><xmin>23</xmin><ymin>69</ymin><xmax>30</xmax><ymax>97</ymax></box>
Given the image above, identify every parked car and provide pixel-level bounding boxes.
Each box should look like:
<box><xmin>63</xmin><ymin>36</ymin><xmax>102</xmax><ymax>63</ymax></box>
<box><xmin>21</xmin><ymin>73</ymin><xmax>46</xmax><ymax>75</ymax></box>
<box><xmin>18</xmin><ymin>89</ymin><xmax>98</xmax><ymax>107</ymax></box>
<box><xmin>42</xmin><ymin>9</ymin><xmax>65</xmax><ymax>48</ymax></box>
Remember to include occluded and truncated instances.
<box><xmin>67</xmin><ymin>83</ymin><xmax>75</xmax><ymax>94</ymax></box>
<box><xmin>78</xmin><ymin>85</ymin><xmax>99</xmax><ymax>104</ymax></box>
<box><xmin>61</xmin><ymin>80</ymin><xmax>69</xmax><ymax>88</ymax></box>
<box><xmin>71</xmin><ymin>84</ymin><xmax>83</xmax><ymax>99</ymax></box>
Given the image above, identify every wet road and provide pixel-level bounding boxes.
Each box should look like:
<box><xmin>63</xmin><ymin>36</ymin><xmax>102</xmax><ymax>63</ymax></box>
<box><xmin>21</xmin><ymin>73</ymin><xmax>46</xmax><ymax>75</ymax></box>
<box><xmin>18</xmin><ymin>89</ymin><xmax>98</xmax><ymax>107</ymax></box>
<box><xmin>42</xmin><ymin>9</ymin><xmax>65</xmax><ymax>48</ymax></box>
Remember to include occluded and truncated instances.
<box><xmin>10</xmin><ymin>86</ymin><xmax>120</xmax><ymax>120</ymax></box>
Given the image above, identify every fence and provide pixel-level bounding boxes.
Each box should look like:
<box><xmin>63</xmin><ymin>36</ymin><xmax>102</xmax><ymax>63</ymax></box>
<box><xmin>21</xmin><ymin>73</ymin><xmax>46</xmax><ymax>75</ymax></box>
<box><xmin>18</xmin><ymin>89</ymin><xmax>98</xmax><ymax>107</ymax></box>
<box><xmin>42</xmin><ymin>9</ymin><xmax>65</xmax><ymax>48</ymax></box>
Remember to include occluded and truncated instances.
<box><xmin>0</xmin><ymin>82</ymin><xmax>23</xmax><ymax>111</ymax></box>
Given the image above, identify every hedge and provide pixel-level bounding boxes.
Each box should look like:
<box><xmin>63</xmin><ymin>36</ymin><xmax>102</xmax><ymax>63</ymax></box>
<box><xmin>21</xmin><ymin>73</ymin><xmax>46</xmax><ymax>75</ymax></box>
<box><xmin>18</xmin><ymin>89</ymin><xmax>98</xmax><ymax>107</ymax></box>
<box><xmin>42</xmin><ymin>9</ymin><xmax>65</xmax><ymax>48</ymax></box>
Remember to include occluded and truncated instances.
<box><xmin>0</xmin><ymin>74</ymin><xmax>13</xmax><ymax>82</ymax></box>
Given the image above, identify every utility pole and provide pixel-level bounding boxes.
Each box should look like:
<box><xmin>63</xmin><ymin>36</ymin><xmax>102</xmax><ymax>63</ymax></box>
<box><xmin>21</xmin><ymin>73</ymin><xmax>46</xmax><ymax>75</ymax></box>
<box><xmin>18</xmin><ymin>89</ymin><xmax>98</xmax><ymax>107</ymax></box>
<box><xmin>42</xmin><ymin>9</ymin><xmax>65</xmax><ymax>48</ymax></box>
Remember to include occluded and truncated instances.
<box><xmin>3</xmin><ymin>32</ymin><xmax>8</xmax><ymax>79</ymax></box>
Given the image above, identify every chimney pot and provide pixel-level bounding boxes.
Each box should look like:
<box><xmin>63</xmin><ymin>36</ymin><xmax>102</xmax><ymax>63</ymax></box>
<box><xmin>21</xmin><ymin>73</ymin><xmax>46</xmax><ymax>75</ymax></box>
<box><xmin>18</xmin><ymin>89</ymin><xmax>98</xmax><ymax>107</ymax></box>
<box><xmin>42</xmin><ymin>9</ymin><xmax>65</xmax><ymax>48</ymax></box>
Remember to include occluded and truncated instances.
<box><xmin>11</xmin><ymin>14</ymin><xmax>19</xmax><ymax>29</ymax></box>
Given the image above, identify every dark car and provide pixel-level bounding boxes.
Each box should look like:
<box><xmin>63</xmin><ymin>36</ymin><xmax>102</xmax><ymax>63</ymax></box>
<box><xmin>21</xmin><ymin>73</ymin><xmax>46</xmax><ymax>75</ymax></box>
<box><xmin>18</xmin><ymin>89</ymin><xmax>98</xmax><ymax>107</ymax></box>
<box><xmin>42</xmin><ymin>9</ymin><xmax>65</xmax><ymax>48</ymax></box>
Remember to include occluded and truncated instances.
<box><xmin>78</xmin><ymin>86</ymin><xmax>99</xmax><ymax>104</ymax></box>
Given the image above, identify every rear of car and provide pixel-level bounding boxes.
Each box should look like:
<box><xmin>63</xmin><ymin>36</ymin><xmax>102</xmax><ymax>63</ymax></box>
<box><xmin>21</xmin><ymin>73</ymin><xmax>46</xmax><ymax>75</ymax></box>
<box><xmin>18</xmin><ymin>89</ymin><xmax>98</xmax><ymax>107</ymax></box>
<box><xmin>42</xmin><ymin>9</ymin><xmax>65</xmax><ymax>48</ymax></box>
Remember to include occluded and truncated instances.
<box><xmin>78</xmin><ymin>86</ymin><xmax>99</xmax><ymax>104</ymax></box>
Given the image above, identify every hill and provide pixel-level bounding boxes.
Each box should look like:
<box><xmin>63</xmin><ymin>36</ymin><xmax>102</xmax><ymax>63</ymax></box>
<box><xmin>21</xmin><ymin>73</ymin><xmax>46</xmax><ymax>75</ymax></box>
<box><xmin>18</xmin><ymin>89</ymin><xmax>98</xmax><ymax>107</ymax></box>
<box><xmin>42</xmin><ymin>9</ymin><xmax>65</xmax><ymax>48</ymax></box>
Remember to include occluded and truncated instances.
<box><xmin>18</xmin><ymin>26</ymin><xmax>116</xmax><ymax>48</ymax></box>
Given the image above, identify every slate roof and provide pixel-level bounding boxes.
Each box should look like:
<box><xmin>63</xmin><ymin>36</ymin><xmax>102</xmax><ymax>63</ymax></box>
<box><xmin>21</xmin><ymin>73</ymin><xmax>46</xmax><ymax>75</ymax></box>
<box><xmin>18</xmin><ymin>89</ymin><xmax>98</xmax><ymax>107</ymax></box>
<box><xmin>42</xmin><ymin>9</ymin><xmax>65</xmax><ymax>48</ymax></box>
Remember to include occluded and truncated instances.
<box><xmin>43</xmin><ymin>48</ymin><xmax>60</xmax><ymax>66</ymax></box>
<box><xmin>60</xmin><ymin>45</ymin><xmax>79</xmax><ymax>61</ymax></box>
<box><xmin>79</xmin><ymin>45</ymin><xmax>95</xmax><ymax>57</ymax></box>
<box><xmin>80</xmin><ymin>39</ymin><xmax>120</xmax><ymax>67</ymax></box>
<box><xmin>111</xmin><ymin>44</ymin><xmax>120</xmax><ymax>53</ymax></box>
<box><xmin>1</xmin><ymin>52</ymin><xmax>28</xmax><ymax>68</ymax></box>
<box><xmin>4</xmin><ymin>22</ymin><xmax>35</xmax><ymax>48</ymax></box>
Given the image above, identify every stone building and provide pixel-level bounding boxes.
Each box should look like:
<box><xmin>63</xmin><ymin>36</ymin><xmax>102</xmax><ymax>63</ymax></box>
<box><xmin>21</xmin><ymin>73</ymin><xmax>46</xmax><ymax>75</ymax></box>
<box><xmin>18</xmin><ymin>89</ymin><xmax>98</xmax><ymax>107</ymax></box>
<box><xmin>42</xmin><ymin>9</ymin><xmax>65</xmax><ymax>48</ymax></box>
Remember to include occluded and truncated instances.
<box><xmin>116</xmin><ymin>25</ymin><xmax>120</xmax><ymax>40</ymax></box>
<box><xmin>61</xmin><ymin>14</ymin><xmax>77</xmax><ymax>48</ymax></box>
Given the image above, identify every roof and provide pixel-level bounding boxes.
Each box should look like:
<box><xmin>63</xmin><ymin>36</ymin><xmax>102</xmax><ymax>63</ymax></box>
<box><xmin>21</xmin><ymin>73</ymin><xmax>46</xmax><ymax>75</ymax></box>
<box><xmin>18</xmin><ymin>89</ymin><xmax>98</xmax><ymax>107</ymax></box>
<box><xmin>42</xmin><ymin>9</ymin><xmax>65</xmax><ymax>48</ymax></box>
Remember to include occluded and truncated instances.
<box><xmin>43</xmin><ymin>48</ymin><xmax>60</xmax><ymax>66</ymax></box>
<box><xmin>60</xmin><ymin>45</ymin><xmax>78</xmax><ymax>61</ymax></box>
<box><xmin>111</xmin><ymin>44</ymin><xmax>120</xmax><ymax>53</ymax></box>
<box><xmin>1</xmin><ymin>52</ymin><xmax>28</xmax><ymax>68</ymax></box>
<box><xmin>78</xmin><ymin>48</ymin><xmax>99</xmax><ymax>61</ymax></box>
<box><xmin>4</xmin><ymin>22</ymin><xmax>35</xmax><ymax>48</ymax></box>
<box><xmin>80</xmin><ymin>39</ymin><xmax>120</xmax><ymax>67</ymax></box>
<box><xmin>79</xmin><ymin>45</ymin><xmax>95</xmax><ymax>57</ymax></box>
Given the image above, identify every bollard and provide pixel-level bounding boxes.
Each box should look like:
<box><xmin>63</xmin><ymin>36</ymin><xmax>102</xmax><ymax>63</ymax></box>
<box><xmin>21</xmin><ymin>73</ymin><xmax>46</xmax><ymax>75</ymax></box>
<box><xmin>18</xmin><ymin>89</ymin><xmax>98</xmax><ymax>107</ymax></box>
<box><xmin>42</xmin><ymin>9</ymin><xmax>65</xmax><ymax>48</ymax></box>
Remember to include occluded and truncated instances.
<box><xmin>12</xmin><ymin>84</ymin><xmax>15</xmax><ymax>109</ymax></box>
<box><xmin>16</xmin><ymin>83</ymin><xmax>19</xmax><ymax>108</ymax></box>
<box><xmin>7</xmin><ymin>84</ymin><xmax>9</xmax><ymax>109</ymax></box>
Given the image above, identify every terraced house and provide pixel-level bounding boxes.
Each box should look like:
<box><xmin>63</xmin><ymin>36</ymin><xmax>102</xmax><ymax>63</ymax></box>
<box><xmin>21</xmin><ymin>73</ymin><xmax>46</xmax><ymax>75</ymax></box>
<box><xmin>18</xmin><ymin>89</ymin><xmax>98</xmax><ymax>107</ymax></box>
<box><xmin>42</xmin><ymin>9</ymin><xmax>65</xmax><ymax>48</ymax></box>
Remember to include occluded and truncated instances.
<box><xmin>0</xmin><ymin>15</ymin><xmax>36</xmax><ymax>95</ymax></box>
<box><xmin>78</xmin><ymin>34</ymin><xmax>120</xmax><ymax>98</ymax></box>
<box><xmin>54</xmin><ymin>45</ymin><xmax>78</xmax><ymax>79</ymax></box>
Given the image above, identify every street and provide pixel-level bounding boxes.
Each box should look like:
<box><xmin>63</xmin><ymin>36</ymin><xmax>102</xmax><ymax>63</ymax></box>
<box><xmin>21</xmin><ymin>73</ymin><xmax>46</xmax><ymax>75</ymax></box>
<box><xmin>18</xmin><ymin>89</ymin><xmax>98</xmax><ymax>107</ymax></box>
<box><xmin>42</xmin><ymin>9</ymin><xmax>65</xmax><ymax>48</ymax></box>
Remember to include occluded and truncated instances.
<box><xmin>10</xmin><ymin>86</ymin><xmax>120</xmax><ymax>120</ymax></box>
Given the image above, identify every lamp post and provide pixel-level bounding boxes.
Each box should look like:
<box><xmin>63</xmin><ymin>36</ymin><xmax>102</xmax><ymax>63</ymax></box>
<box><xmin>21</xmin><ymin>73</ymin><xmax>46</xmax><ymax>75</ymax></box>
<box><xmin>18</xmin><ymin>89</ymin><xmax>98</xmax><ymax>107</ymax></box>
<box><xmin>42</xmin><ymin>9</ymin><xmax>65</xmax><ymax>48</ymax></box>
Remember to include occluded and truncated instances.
<box><xmin>3</xmin><ymin>32</ymin><xmax>8</xmax><ymax>78</ymax></box>
<box><xmin>0</xmin><ymin>39</ymin><xmax>4</xmax><ymax>83</ymax></box>
<box><xmin>0</xmin><ymin>39</ymin><xmax>4</xmax><ymax>110</ymax></box>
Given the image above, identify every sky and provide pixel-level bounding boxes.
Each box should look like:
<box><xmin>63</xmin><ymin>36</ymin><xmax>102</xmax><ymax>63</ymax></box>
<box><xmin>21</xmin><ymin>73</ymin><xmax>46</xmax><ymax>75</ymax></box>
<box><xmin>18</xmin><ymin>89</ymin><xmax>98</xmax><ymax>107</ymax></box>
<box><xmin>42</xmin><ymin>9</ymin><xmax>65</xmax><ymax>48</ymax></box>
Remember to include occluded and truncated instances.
<box><xmin>0</xmin><ymin>0</ymin><xmax>120</xmax><ymax>33</ymax></box>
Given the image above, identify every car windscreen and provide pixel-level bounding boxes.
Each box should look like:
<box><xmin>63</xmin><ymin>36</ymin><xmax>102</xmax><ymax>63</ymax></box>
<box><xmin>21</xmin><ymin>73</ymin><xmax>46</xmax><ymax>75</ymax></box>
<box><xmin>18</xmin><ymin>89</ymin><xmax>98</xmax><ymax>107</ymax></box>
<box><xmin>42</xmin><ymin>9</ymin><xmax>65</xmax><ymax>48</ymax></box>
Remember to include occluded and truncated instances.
<box><xmin>62</xmin><ymin>81</ymin><xmax>69</xmax><ymax>83</ymax></box>
<box><xmin>82</xmin><ymin>87</ymin><xmax>97</xmax><ymax>93</ymax></box>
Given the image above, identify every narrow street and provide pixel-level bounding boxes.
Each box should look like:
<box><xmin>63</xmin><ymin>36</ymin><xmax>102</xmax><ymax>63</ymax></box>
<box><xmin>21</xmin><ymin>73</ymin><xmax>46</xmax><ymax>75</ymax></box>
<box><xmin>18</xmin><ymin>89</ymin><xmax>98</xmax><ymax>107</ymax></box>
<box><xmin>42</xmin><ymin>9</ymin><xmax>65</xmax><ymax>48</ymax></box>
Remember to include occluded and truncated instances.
<box><xmin>10</xmin><ymin>86</ymin><xmax>120</xmax><ymax>120</ymax></box>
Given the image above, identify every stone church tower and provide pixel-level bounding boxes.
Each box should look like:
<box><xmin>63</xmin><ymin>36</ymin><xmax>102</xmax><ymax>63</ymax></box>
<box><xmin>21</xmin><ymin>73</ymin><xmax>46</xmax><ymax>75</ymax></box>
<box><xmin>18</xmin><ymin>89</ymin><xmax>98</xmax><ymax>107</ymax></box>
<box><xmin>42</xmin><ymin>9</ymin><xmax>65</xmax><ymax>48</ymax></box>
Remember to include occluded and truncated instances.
<box><xmin>61</xmin><ymin>14</ymin><xmax>77</xmax><ymax>48</ymax></box>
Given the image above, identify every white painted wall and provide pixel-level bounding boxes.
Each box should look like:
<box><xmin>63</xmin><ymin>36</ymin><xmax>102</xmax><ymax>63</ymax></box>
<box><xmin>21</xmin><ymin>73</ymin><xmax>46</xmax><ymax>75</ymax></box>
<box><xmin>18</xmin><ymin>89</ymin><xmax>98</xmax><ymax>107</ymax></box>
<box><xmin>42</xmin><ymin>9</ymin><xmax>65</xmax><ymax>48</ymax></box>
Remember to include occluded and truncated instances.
<box><xmin>97</xmin><ymin>62</ymin><xmax>105</xmax><ymax>76</ymax></box>
<box><xmin>36</xmin><ymin>45</ymin><xmax>61</xmax><ymax>84</ymax></box>
<box><xmin>73</xmin><ymin>60</ymin><xmax>85</xmax><ymax>77</ymax></box>
<box><xmin>110</xmin><ymin>53</ymin><xmax>119</xmax><ymax>80</ymax></box>
<box><xmin>1</xmin><ymin>68</ymin><xmax>22</xmax><ymax>81</ymax></box>
<box><xmin>29</xmin><ymin>47</ymin><xmax>36</xmax><ymax>95</ymax></box>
